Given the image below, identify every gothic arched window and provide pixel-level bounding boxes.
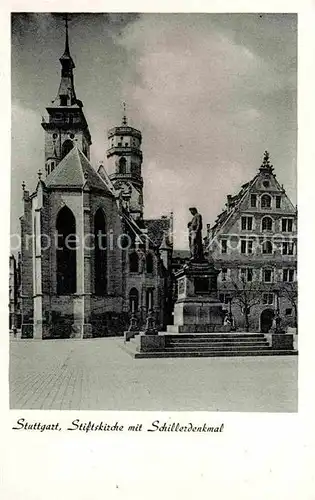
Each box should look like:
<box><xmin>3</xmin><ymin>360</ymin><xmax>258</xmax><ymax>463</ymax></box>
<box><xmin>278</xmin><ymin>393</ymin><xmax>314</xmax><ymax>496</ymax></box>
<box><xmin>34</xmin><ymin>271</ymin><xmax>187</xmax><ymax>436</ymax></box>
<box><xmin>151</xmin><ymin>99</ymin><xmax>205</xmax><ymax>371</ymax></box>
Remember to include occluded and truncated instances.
<box><xmin>129</xmin><ymin>252</ymin><xmax>139</xmax><ymax>273</ymax></box>
<box><xmin>56</xmin><ymin>206</ymin><xmax>76</xmax><ymax>295</ymax></box>
<box><xmin>146</xmin><ymin>253</ymin><xmax>154</xmax><ymax>274</ymax></box>
<box><xmin>261</xmin><ymin>194</ymin><xmax>271</xmax><ymax>208</ymax></box>
<box><xmin>129</xmin><ymin>288</ymin><xmax>139</xmax><ymax>313</ymax></box>
<box><xmin>94</xmin><ymin>208</ymin><xmax>107</xmax><ymax>295</ymax></box>
<box><xmin>118</xmin><ymin>157</ymin><xmax>127</xmax><ymax>174</ymax></box>
<box><xmin>61</xmin><ymin>139</ymin><xmax>74</xmax><ymax>159</ymax></box>
<box><xmin>262</xmin><ymin>216</ymin><xmax>273</xmax><ymax>232</ymax></box>
<box><xmin>262</xmin><ymin>240</ymin><xmax>273</xmax><ymax>254</ymax></box>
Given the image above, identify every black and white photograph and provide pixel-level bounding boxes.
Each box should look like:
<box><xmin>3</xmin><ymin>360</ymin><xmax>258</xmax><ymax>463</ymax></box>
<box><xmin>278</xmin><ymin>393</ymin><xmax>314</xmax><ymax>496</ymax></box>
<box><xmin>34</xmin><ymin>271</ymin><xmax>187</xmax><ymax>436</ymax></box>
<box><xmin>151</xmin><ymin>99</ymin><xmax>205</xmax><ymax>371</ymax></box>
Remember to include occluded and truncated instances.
<box><xmin>9</xmin><ymin>12</ymin><xmax>298</xmax><ymax>412</ymax></box>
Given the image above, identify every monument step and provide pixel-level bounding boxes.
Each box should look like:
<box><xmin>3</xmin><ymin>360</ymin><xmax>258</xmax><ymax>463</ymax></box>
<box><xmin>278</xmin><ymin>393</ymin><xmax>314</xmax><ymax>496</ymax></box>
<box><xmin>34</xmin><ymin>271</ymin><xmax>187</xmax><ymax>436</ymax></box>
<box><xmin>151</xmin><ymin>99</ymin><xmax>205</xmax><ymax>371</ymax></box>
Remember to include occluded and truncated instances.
<box><xmin>166</xmin><ymin>333</ymin><xmax>266</xmax><ymax>340</ymax></box>
<box><xmin>166</xmin><ymin>341</ymin><xmax>269</xmax><ymax>349</ymax></box>
<box><xmin>135</xmin><ymin>350</ymin><xmax>298</xmax><ymax>359</ymax></box>
<box><xmin>167</xmin><ymin>337</ymin><xmax>268</xmax><ymax>344</ymax></box>
<box><xmin>164</xmin><ymin>345</ymin><xmax>271</xmax><ymax>352</ymax></box>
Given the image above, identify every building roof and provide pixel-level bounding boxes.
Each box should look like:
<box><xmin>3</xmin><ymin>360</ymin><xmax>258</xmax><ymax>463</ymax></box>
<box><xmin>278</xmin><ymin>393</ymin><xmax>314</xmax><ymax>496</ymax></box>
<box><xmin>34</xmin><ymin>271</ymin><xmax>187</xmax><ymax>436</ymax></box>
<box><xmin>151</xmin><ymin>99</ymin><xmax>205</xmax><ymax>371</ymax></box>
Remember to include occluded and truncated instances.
<box><xmin>143</xmin><ymin>218</ymin><xmax>172</xmax><ymax>248</ymax></box>
<box><xmin>45</xmin><ymin>146</ymin><xmax>113</xmax><ymax>196</ymax></box>
<box><xmin>208</xmin><ymin>151</ymin><xmax>296</xmax><ymax>243</ymax></box>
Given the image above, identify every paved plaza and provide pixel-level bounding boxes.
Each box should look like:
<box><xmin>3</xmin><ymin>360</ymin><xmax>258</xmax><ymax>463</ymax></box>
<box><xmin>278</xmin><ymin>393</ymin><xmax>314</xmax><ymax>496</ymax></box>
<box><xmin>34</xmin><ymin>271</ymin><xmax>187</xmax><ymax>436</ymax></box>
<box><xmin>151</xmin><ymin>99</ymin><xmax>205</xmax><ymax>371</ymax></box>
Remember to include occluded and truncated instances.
<box><xmin>9</xmin><ymin>338</ymin><xmax>298</xmax><ymax>412</ymax></box>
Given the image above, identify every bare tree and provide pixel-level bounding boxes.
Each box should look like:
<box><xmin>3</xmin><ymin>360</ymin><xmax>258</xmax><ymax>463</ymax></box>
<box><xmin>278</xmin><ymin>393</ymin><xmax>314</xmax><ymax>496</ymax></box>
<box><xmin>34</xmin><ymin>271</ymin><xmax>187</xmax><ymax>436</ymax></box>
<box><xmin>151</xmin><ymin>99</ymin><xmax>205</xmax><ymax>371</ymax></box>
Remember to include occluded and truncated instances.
<box><xmin>223</xmin><ymin>277</ymin><xmax>263</xmax><ymax>332</ymax></box>
<box><xmin>277</xmin><ymin>282</ymin><xmax>298</xmax><ymax>327</ymax></box>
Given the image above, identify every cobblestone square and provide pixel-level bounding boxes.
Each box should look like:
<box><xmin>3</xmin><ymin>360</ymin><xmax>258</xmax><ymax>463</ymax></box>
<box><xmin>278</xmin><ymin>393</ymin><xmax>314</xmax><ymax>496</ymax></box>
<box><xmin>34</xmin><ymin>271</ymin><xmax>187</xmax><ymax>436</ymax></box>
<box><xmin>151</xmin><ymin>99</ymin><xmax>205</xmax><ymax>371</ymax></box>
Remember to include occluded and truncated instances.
<box><xmin>9</xmin><ymin>338</ymin><xmax>298</xmax><ymax>412</ymax></box>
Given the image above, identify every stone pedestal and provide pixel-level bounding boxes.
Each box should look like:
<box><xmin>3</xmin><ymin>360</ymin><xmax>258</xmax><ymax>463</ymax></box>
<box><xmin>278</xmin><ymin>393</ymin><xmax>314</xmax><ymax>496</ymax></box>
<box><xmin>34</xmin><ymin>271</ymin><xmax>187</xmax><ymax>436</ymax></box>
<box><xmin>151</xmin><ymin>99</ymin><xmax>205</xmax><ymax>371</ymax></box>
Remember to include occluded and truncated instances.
<box><xmin>167</xmin><ymin>260</ymin><xmax>224</xmax><ymax>333</ymax></box>
<box><xmin>270</xmin><ymin>334</ymin><xmax>294</xmax><ymax>350</ymax></box>
<box><xmin>140</xmin><ymin>334</ymin><xmax>166</xmax><ymax>352</ymax></box>
<box><xmin>143</xmin><ymin>309</ymin><xmax>158</xmax><ymax>335</ymax></box>
<box><xmin>124</xmin><ymin>313</ymin><xmax>140</xmax><ymax>342</ymax></box>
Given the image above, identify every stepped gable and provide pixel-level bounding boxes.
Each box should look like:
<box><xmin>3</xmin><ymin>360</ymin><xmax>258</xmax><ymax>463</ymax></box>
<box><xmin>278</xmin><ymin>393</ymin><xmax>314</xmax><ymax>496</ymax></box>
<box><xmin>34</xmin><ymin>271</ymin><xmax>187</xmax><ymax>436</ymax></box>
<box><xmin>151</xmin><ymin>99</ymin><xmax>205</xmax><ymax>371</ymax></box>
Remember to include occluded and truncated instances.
<box><xmin>45</xmin><ymin>146</ymin><xmax>113</xmax><ymax>195</ymax></box>
<box><xmin>209</xmin><ymin>151</ymin><xmax>296</xmax><ymax>241</ymax></box>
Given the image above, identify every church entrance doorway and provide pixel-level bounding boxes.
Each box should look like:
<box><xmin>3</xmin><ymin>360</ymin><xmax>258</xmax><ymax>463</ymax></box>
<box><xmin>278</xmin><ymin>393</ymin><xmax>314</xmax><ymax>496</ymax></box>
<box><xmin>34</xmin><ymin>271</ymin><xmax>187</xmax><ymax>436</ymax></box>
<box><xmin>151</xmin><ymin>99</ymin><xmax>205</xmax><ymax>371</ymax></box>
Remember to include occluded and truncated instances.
<box><xmin>260</xmin><ymin>309</ymin><xmax>274</xmax><ymax>333</ymax></box>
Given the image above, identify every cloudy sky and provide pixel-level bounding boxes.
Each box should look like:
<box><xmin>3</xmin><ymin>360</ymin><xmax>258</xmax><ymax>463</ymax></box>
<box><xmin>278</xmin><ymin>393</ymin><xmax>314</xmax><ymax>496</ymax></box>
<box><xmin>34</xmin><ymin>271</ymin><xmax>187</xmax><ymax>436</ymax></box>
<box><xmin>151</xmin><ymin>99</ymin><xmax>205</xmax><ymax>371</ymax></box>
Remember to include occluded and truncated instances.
<box><xmin>11</xmin><ymin>13</ymin><xmax>297</xmax><ymax>249</ymax></box>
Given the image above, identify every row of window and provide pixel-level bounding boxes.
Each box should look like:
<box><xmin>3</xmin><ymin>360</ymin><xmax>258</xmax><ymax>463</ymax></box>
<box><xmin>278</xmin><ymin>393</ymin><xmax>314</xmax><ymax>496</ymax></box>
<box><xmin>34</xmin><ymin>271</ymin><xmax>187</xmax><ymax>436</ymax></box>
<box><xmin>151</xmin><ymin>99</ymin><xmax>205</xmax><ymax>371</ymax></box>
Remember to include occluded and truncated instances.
<box><xmin>241</xmin><ymin>216</ymin><xmax>294</xmax><ymax>232</ymax></box>
<box><xmin>221</xmin><ymin>239</ymin><xmax>296</xmax><ymax>255</ymax></box>
<box><xmin>249</xmin><ymin>193</ymin><xmax>282</xmax><ymax>209</ymax></box>
<box><xmin>111</xmin><ymin>137</ymin><xmax>139</xmax><ymax>148</ymax></box>
<box><xmin>220</xmin><ymin>267</ymin><xmax>295</xmax><ymax>283</ymax></box>
<box><xmin>219</xmin><ymin>292</ymin><xmax>293</xmax><ymax>314</ymax></box>
<box><xmin>55</xmin><ymin>206</ymin><xmax>155</xmax><ymax>294</ymax></box>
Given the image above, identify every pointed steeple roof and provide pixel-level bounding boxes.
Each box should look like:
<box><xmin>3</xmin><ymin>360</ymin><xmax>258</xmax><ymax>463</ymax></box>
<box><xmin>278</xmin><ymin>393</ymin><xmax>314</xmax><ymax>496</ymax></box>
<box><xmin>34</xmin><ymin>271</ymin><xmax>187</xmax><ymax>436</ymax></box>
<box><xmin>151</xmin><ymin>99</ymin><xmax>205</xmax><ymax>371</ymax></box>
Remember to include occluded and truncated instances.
<box><xmin>52</xmin><ymin>14</ymin><xmax>77</xmax><ymax>107</ymax></box>
<box><xmin>59</xmin><ymin>14</ymin><xmax>75</xmax><ymax>68</ymax></box>
<box><xmin>45</xmin><ymin>145</ymin><xmax>113</xmax><ymax>196</ymax></box>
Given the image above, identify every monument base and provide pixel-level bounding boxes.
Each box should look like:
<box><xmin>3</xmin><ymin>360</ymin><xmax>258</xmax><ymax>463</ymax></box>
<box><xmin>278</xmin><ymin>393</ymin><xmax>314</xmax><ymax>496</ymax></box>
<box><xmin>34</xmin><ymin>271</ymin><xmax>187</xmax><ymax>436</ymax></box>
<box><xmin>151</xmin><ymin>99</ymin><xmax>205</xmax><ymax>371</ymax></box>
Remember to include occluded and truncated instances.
<box><xmin>167</xmin><ymin>324</ymin><xmax>221</xmax><ymax>333</ymax></box>
<box><xmin>266</xmin><ymin>333</ymin><xmax>294</xmax><ymax>350</ymax></box>
<box><xmin>139</xmin><ymin>333</ymin><xmax>165</xmax><ymax>352</ymax></box>
<box><xmin>169</xmin><ymin>260</ymin><xmax>224</xmax><ymax>334</ymax></box>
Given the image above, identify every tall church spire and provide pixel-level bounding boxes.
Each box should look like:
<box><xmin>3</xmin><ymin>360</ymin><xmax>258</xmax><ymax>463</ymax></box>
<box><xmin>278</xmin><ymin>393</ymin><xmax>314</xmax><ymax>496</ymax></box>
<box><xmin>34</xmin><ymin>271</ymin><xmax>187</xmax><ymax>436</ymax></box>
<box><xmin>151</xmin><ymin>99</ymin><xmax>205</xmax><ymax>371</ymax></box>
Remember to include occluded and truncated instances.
<box><xmin>54</xmin><ymin>14</ymin><xmax>76</xmax><ymax>107</ymax></box>
<box><xmin>42</xmin><ymin>14</ymin><xmax>92</xmax><ymax>173</ymax></box>
<box><xmin>64</xmin><ymin>13</ymin><xmax>70</xmax><ymax>55</ymax></box>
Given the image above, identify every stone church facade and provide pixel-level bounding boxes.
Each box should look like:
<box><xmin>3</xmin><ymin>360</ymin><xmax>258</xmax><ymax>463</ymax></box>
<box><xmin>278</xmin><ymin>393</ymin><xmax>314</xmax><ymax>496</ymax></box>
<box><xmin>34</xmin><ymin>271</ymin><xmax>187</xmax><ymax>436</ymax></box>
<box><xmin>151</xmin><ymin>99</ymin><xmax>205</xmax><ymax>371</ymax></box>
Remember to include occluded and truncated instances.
<box><xmin>16</xmin><ymin>25</ymin><xmax>297</xmax><ymax>338</ymax></box>
<box><xmin>19</xmin><ymin>27</ymin><xmax>173</xmax><ymax>339</ymax></box>
<box><xmin>205</xmin><ymin>151</ymin><xmax>297</xmax><ymax>333</ymax></box>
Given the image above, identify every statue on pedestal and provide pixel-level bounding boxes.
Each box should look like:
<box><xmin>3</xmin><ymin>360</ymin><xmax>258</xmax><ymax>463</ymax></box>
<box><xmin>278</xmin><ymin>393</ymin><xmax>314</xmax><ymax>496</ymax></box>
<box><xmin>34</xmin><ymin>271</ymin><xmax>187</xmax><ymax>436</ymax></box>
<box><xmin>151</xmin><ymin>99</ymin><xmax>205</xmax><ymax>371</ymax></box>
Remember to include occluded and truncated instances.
<box><xmin>188</xmin><ymin>207</ymin><xmax>205</xmax><ymax>262</ymax></box>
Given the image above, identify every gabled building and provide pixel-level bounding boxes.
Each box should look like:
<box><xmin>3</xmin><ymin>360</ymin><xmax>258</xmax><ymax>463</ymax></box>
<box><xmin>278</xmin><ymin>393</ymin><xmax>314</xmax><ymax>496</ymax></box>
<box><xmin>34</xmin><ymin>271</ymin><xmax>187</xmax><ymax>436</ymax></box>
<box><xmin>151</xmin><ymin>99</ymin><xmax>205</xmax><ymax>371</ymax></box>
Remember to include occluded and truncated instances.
<box><xmin>19</xmin><ymin>21</ymin><xmax>173</xmax><ymax>339</ymax></box>
<box><xmin>205</xmin><ymin>151</ymin><xmax>297</xmax><ymax>333</ymax></box>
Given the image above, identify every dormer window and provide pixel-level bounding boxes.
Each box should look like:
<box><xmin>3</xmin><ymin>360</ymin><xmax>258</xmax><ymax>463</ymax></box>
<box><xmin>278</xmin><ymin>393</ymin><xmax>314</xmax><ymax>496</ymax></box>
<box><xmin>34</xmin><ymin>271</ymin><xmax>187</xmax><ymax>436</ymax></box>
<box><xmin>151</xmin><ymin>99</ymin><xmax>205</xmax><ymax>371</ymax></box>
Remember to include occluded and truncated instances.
<box><xmin>263</xmin><ymin>180</ymin><xmax>270</xmax><ymax>188</ymax></box>
<box><xmin>250</xmin><ymin>194</ymin><xmax>257</xmax><ymax>208</ymax></box>
<box><xmin>241</xmin><ymin>216</ymin><xmax>253</xmax><ymax>231</ymax></box>
<box><xmin>261</xmin><ymin>194</ymin><xmax>271</xmax><ymax>208</ymax></box>
<box><xmin>221</xmin><ymin>239</ymin><xmax>227</xmax><ymax>254</ymax></box>
<box><xmin>261</xmin><ymin>216</ymin><xmax>273</xmax><ymax>232</ymax></box>
<box><xmin>276</xmin><ymin>196</ymin><xmax>281</xmax><ymax>208</ymax></box>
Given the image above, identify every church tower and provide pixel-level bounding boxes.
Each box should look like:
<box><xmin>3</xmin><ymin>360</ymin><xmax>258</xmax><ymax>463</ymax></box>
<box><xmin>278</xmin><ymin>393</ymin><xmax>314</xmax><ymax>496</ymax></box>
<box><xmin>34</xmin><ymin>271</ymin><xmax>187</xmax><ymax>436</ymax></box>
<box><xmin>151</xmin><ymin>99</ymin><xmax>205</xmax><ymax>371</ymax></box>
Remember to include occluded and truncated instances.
<box><xmin>41</xmin><ymin>16</ymin><xmax>92</xmax><ymax>177</ymax></box>
<box><xmin>107</xmin><ymin>104</ymin><xmax>144</xmax><ymax>220</ymax></box>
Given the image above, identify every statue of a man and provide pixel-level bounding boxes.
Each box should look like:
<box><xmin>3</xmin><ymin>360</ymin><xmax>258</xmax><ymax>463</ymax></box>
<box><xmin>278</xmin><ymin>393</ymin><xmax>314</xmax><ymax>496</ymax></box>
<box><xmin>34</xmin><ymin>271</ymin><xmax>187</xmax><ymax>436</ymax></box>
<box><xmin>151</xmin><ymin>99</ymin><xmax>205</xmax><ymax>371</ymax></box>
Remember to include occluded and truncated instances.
<box><xmin>188</xmin><ymin>207</ymin><xmax>204</xmax><ymax>261</ymax></box>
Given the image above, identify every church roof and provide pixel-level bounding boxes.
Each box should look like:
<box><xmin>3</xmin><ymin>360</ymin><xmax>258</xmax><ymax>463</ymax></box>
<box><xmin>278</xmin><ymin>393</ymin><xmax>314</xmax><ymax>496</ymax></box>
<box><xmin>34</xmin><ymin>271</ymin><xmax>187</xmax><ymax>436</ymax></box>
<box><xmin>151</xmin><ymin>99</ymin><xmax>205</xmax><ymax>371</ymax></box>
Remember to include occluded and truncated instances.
<box><xmin>45</xmin><ymin>146</ymin><xmax>113</xmax><ymax>196</ymax></box>
<box><xmin>143</xmin><ymin>218</ymin><xmax>172</xmax><ymax>247</ymax></box>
